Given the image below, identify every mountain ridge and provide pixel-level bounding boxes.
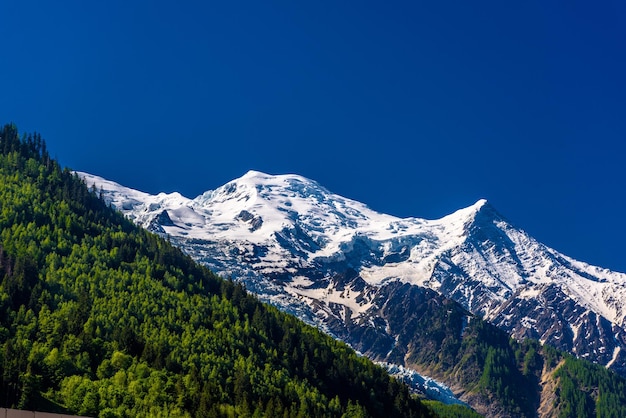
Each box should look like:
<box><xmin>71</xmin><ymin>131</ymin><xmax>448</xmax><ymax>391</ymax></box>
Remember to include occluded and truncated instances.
<box><xmin>80</xmin><ymin>169</ymin><xmax>626</xmax><ymax>382</ymax></box>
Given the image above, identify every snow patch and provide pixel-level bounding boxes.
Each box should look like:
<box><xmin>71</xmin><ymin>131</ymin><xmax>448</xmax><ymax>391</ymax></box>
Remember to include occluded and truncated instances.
<box><xmin>606</xmin><ymin>346</ymin><xmax>621</xmax><ymax>369</ymax></box>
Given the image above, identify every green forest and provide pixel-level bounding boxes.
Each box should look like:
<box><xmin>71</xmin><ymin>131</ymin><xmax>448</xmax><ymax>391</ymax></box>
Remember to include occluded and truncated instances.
<box><xmin>0</xmin><ymin>124</ymin><xmax>437</xmax><ymax>417</ymax></box>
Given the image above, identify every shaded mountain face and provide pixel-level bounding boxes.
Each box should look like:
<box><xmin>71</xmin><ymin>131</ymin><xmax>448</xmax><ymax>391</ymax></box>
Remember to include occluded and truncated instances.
<box><xmin>80</xmin><ymin>170</ymin><xmax>626</xmax><ymax>378</ymax></box>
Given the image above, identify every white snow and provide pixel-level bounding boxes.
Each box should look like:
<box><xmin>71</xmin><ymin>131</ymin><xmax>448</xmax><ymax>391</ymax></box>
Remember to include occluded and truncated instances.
<box><xmin>606</xmin><ymin>346</ymin><xmax>621</xmax><ymax>369</ymax></box>
<box><xmin>570</xmin><ymin>321</ymin><xmax>582</xmax><ymax>345</ymax></box>
<box><xmin>286</xmin><ymin>281</ymin><xmax>374</xmax><ymax>319</ymax></box>
<box><xmin>520</xmin><ymin>317</ymin><xmax>537</xmax><ymax>329</ymax></box>
<box><xmin>518</xmin><ymin>287</ymin><xmax>541</xmax><ymax>299</ymax></box>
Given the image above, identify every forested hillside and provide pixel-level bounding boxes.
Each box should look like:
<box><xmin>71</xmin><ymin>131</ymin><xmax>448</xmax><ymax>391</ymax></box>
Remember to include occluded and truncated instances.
<box><xmin>0</xmin><ymin>124</ymin><xmax>436</xmax><ymax>417</ymax></box>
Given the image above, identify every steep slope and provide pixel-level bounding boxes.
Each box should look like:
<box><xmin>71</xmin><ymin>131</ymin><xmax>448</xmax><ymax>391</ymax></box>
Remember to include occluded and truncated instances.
<box><xmin>80</xmin><ymin>170</ymin><xmax>626</xmax><ymax>379</ymax></box>
<box><xmin>0</xmin><ymin>125</ymin><xmax>436</xmax><ymax>417</ymax></box>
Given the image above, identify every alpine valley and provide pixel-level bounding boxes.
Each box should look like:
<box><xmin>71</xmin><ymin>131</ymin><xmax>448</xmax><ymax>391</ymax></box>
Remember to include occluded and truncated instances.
<box><xmin>80</xmin><ymin>169</ymin><xmax>626</xmax><ymax>416</ymax></box>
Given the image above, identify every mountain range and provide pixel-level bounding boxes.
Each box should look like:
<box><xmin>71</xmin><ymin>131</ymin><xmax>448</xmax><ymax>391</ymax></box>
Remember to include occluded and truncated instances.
<box><xmin>1</xmin><ymin>124</ymin><xmax>625</xmax><ymax>417</ymax></box>
<box><xmin>80</xmin><ymin>169</ymin><xmax>626</xmax><ymax>381</ymax></box>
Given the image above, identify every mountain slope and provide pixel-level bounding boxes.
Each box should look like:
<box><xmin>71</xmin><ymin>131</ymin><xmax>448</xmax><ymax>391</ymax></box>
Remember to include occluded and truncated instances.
<box><xmin>80</xmin><ymin>170</ymin><xmax>626</xmax><ymax>379</ymax></box>
<box><xmin>0</xmin><ymin>125</ymin><xmax>436</xmax><ymax>417</ymax></box>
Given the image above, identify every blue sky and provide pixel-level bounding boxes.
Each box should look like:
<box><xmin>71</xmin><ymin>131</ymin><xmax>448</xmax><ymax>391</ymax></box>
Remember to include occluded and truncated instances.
<box><xmin>2</xmin><ymin>1</ymin><xmax>626</xmax><ymax>272</ymax></box>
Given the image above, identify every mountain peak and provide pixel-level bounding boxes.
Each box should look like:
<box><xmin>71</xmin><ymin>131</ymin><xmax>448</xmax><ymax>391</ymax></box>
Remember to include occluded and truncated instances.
<box><xmin>241</xmin><ymin>169</ymin><xmax>272</xmax><ymax>179</ymax></box>
<box><xmin>470</xmin><ymin>198</ymin><xmax>500</xmax><ymax>219</ymax></box>
<box><xmin>438</xmin><ymin>198</ymin><xmax>493</xmax><ymax>226</ymax></box>
<box><xmin>474</xmin><ymin>198</ymin><xmax>489</xmax><ymax>209</ymax></box>
<box><xmin>454</xmin><ymin>198</ymin><xmax>510</xmax><ymax>238</ymax></box>
<box><xmin>237</xmin><ymin>170</ymin><xmax>319</xmax><ymax>187</ymax></box>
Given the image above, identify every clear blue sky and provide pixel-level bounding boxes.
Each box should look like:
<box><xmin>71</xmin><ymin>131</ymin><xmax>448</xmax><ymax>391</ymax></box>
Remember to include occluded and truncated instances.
<box><xmin>2</xmin><ymin>1</ymin><xmax>625</xmax><ymax>272</ymax></box>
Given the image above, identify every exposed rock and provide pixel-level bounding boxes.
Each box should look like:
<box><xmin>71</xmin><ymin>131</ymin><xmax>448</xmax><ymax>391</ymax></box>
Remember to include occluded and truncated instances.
<box><xmin>236</xmin><ymin>210</ymin><xmax>263</xmax><ymax>232</ymax></box>
<box><xmin>147</xmin><ymin>210</ymin><xmax>175</xmax><ymax>233</ymax></box>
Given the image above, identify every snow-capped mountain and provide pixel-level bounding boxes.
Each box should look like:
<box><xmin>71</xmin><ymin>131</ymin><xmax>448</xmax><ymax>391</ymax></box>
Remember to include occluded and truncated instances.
<box><xmin>79</xmin><ymin>170</ymin><xmax>626</xmax><ymax>377</ymax></box>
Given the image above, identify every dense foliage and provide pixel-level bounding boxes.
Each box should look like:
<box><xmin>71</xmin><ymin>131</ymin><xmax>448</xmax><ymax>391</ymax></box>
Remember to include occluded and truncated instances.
<box><xmin>422</xmin><ymin>401</ymin><xmax>483</xmax><ymax>418</ymax></box>
<box><xmin>0</xmin><ymin>124</ymin><xmax>434</xmax><ymax>417</ymax></box>
<box><xmin>545</xmin><ymin>346</ymin><xmax>626</xmax><ymax>418</ymax></box>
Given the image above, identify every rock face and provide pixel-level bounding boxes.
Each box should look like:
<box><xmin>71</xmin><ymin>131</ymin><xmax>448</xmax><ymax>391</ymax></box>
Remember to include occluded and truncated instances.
<box><xmin>148</xmin><ymin>210</ymin><xmax>175</xmax><ymax>233</ymax></box>
<box><xmin>236</xmin><ymin>210</ymin><xmax>263</xmax><ymax>231</ymax></box>
<box><xmin>491</xmin><ymin>283</ymin><xmax>626</xmax><ymax>370</ymax></box>
<box><xmin>78</xmin><ymin>170</ymin><xmax>626</xmax><ymax>379</ymax></box>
